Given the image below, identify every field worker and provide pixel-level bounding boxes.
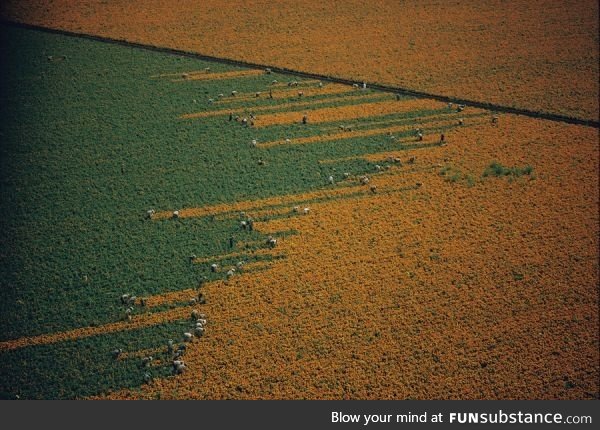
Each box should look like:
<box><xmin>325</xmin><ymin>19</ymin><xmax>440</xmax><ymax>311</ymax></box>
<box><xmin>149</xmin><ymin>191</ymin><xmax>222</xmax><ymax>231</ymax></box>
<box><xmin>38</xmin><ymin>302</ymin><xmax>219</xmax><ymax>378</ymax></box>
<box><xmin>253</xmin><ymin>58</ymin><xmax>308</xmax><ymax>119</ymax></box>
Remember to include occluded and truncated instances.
<box><xmin>269</xmin><ymin>89</ymin><xmax>273</xmax><ymax>99</ymax></box>
<box><xmin>302</xmin><ymin>115</ymin><xmax>308</xmax><ymax>124</ymax></box>
<box><xmin>440</xmin><ymin>133</ymin><xmax>445</xmax><ymax>144</ymax></box>
<box><xmin>229</xmin><ymin>236</ymin><xmax>235</xmax><ymax>248</ymax></box>
<box><xmin>229</xmin><ymin>112</ymin><xmax>233</xmax><ymax>121</ymax></box>
<box><xmin>247</xmin><ymin>217</ymin><xmax>254</xmax><ymax>231</ymax></box>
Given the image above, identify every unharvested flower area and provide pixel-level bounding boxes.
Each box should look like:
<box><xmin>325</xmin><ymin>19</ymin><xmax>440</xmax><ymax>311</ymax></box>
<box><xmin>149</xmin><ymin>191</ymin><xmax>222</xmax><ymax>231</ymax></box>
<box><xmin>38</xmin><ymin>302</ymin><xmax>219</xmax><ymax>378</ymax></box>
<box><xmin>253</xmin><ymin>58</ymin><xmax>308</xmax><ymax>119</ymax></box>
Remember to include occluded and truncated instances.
<box><xmin>1</xmin><ymin>0</ymin><xmax>597</xmax><ymax>120</ymax></box>
<box><xmin>94</xmin><ymin>115</ymin><xmax>599</xmax><ymax>399</ymax></box>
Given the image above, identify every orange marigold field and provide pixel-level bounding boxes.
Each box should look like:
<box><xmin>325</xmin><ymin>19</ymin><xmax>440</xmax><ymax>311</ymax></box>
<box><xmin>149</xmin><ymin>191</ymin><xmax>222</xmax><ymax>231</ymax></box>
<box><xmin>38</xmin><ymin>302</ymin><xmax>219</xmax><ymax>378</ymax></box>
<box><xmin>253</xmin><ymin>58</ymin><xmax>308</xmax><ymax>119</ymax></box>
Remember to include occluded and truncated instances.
<box><xmin>92</xmin><ymin>114</ymin><xmax>598</xmax><ymax>400</ymax></box>
<box><xmin>2</xmin><ymin>0</ymin><xmax>597</xmax><ymax>120</ymax></box>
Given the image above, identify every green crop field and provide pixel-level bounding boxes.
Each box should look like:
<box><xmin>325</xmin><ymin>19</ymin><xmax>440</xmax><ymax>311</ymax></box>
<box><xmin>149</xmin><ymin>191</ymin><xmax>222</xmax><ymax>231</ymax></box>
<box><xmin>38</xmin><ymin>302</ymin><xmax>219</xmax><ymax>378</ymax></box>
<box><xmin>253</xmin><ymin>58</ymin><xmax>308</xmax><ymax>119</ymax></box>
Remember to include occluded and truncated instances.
<box><xmin>0</xmin><ymin>24</ymin><xmax>479</xmax><ymax>399</ymax></box>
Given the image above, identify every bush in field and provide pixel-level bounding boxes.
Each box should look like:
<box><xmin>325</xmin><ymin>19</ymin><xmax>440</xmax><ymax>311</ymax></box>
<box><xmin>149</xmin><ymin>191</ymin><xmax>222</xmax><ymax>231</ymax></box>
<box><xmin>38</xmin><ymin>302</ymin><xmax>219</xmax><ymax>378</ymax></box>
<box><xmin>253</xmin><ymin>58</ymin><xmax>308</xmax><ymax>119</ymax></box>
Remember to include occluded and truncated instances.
<box><xmin>482</xmin><ymin>161</ymin><xmax>533</xmax><ymax>178</ymax></box>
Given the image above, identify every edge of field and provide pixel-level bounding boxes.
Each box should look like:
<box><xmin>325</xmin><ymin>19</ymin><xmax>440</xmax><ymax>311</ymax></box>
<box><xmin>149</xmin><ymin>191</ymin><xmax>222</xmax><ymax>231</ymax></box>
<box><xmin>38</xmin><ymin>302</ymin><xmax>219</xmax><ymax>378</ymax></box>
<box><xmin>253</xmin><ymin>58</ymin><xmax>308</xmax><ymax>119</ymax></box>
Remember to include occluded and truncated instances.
<box><xmin>1</xmin><ymin>19</ymin><xmax>598</xmax><ymax>129</ymax></box>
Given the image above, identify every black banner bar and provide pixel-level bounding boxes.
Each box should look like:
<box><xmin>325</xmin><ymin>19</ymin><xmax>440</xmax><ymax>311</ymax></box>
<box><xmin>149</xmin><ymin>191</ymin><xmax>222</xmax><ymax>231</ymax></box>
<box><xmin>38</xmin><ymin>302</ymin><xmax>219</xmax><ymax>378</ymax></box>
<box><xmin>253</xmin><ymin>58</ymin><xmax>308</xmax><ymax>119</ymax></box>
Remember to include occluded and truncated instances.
<box><xmin>1</xmin><ymin>400</ymin><xmax>597</xmax><ymax>430</ymax></box>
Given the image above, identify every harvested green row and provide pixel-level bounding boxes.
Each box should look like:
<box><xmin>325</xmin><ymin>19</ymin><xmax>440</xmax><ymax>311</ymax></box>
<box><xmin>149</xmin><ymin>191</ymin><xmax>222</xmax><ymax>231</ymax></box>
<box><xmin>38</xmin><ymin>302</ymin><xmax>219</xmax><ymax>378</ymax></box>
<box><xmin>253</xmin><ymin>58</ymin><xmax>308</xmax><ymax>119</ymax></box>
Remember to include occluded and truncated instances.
<box><xmin>0</xmin><ymin>321</ymin><xmax>185</xmax><ymax>400</ymax></box>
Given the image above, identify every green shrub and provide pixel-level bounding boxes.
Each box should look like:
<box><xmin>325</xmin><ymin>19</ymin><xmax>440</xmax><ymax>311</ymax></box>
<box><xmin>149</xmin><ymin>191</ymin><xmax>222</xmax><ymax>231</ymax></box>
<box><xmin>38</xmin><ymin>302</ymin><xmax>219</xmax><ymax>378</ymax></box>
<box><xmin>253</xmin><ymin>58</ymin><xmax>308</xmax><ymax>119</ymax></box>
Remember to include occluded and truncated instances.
<box><xmin>483</xmin><ymin>162</ymin><xmax>534</xmax><ymax>178</ymax></box>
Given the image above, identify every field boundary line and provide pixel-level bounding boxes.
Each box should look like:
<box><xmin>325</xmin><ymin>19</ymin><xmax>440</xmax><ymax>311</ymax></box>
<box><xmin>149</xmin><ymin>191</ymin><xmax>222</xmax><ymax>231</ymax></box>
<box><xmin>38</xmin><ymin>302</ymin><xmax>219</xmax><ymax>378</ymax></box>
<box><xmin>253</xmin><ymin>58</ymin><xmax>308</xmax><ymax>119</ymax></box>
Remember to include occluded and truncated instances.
<box><xmin>2</xmin><ymin>20</ymin><xmax>598</xmax><ymax>128</ymax></box>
